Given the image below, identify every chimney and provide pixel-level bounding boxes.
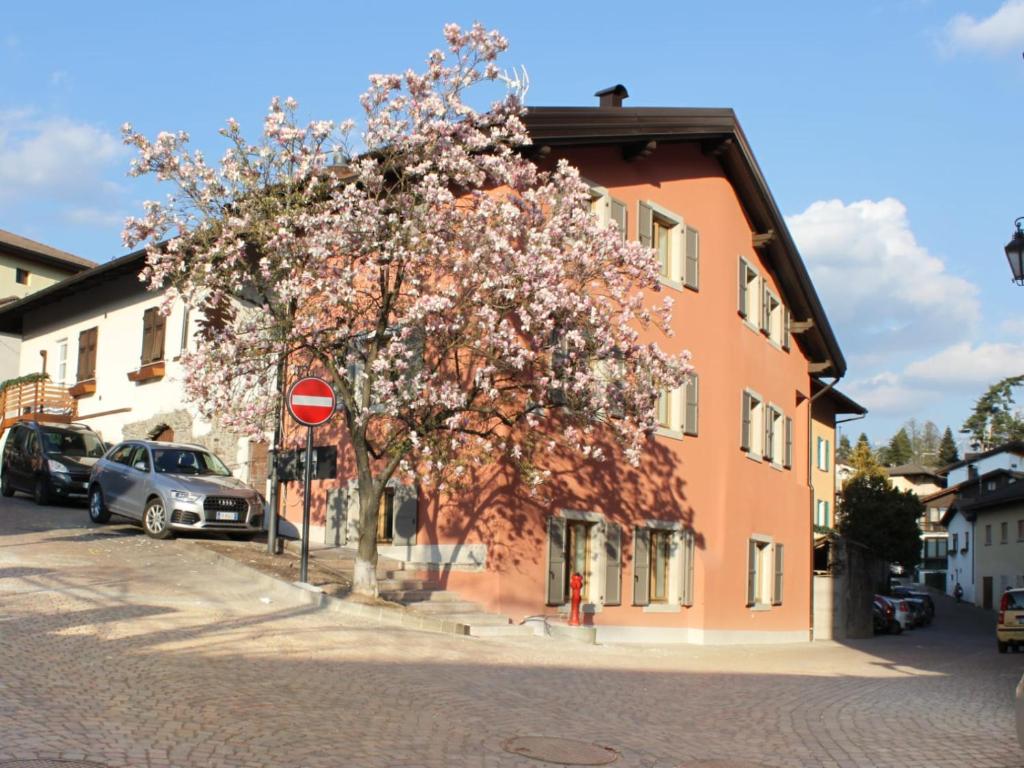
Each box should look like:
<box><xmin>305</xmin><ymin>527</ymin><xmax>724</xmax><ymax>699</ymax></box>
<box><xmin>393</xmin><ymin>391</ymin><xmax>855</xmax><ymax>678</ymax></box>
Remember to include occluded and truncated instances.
<box><xmin>595</xmin><ymin>84</ymin><xmax>629</xmax><ymax>108</ymax></box>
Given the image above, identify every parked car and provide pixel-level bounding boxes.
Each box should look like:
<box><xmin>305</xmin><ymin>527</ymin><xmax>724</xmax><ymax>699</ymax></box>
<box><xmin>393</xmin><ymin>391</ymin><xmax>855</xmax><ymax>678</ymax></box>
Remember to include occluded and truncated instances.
<box><xmin>903</xmin><ymin>597</ymin><xmax>927</xmax><ymax>628</ymax></box>
<box><xmin>872</xmin><ymin>600</ymin><xmax>890</xmax><ymax>634</ymax></box>
<box><xmin>1</xmin><ymin>421</ymin><xmax>106</xmax><ymax>504</ymax></box>
<box><xmin>875</xmin><ymin>595</ymin><xmax>912</xmax><ymax>633</ymax></box>
<box><xmin>892</xmin><ymin>586</ymin><xmax>935</xmax><ymax>622</ymax></box>
<box><xmin>88</xmin><ymin>440</ymin><xmax>264</xmax><ymax>539</ymax></box>
<box><xmin>997</xmin><ymin>588</ymin><xmax>1024</xmax><ymax>653</ymax></box>
<box><xmin>874</xmin><ymin>595</ymin><xmax>903</xmax><ymax>634</ymax></box>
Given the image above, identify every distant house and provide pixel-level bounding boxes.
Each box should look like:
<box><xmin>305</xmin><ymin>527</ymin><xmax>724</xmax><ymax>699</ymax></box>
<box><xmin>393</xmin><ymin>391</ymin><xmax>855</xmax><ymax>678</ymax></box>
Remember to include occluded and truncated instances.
<box><xmin>942</xmin><ymin>442</ymin><xmax>1024</xmax><ymax>487</ymax></box>
<box><xmin>810</xmin><ymin>383</ymin><xmax>866</xmax><ymax>533</ymax></box>
<box><xmin>940</xmin><ymin>467</ymin><xmax>1024</xmax><ymax>607</ymax></box>
<box><xmin>887</xmin><ymin>464</ymin><xmax>945</xmax><ymax>497</ymax></box>
<box><xmin>918</xmin><ymin>485</ymin><xmax>955</xmax><ymax>589</ymax></box>
<box><xmin>0</xmin><ymin>230</ymin><xmax>95</xmax><ymax>381</ymax></box>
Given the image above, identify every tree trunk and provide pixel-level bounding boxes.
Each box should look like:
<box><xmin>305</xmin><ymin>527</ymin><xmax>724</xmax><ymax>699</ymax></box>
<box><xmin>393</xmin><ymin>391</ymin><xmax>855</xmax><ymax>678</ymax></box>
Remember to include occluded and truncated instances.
<box><xmin>352</xmin><ymin>468</ymin><xmax>380</xmax><ymax>597</ymax></box>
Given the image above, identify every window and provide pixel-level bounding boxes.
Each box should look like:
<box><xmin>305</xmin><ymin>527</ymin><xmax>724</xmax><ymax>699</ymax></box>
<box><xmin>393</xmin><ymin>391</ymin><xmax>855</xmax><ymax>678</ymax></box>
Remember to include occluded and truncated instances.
<box><xmin>963</xmin><ymin>532</ymin><xmax>970</xmax><ymax>552</ymax></box>
<box><xmin>738</xmin><ymin>258</ymin><xmax>760</xmax><ymax>321</ymax></box>
<box><xmin>815</xmin><ymin>499</ymin><xmax>831</xmax><ymax>528</ymax></box>
<box><xmin>951</xmin><ymin>533</ymin><xmax>959</xmax><ymax>553</ymax></box>
<box><xmin>1002</xmin><ymin>522</ymin><xmax>1009</xmax><ymax>544</ymax></box>
<box><xmin>657</xmin><ymin>389</ymin><xmax>673</xmax><ymax>430</ymax></box>
<box><xmin>129</xmin><ymin>445</ymin><xmax>151</xmax><ymax>472</ymax></box>
<box><xmin>15</xmin><ymin>268</ymin><xmax>29</xmax><ymax>285</ymax></box>
<box><xmin>986</xmin><ymin>524</ymin><xmax>992</xmax><ymax>546</ymax></box>
<box><xmin>109</xmin><ymin>444</ymin><xmax>135</xmax><ymax>466</ymax></box>
<box><xmin>764</xmin><ymin>405</ymin><xmax>786</xmax><ymax>465</ymax></box>
<box><xmin>741</xmin><ymin>390</ymin><xmax>764</xmax><ymax>458</ymax></box>
<box><xmin>656</xmin><ymin>374</ymin><xmax>699</xmax><ymax>438</ymax></box>
<box><xmin>76</xmin><ymin>327</ymin><xmax>98</xmax><ymax>382</ymax></box>
<box><xmin>638</xmin><ymin>201</ymin><xmax>698</xmax><ymax>290</ymax></box>
<box><xmin>1018</xmin><ymin>520</ymin><xmax>1024</xmax><ymax>541</ymax></box>
<box><xmin>140</xmin><ymin>307</ymin><xmax>167</xmax><ymax>365</ymax></box>
<box><xmin>55</xmin><ymin>339</ymin><xmax>68</xmax><ymax>387</ymax></box>
<box><xmin>377</xmin><ymin>487</ymin><xmax>395</xmax><ymax>543</ymax></box>
<box><xmin>588</xmin><ymin>185</ymin><xmax>628</xmax><ymax>241</ymax></box>
<box><xmin>746</xmin><ymin>538</ymin><xmax>784</xmax><ymax>607</ymax></box>
<box><xmin>761</xmin><ymin>286</ymin><xmax>781</xmax><ymax>340</ymax></box>
<box><xmin>547</xmin><ymin>515</ymin><xmax>610</xmax><ymax>607</ymax></box>
<box><xmin>632</xmin><ymin>525</ymin><xmax>696</xmax><ymax>608</ymax></box>
<box><xmin>987</xmin><ymin>480</ymin><xmax>997</xmax><ymax>491</ymax></box>
<box><xmin>817</xmin><ymin>437</ymin><xmax>831</xmax><ymax>472</ymax></box>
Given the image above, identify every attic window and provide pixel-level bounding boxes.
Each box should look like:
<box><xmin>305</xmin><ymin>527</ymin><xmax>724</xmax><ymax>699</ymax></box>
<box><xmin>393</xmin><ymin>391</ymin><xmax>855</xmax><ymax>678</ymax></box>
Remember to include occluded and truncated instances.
<box><xmin>15</xmin><ymin>268</ymin><xmax>29</xmax><ymax>285</ymax></box>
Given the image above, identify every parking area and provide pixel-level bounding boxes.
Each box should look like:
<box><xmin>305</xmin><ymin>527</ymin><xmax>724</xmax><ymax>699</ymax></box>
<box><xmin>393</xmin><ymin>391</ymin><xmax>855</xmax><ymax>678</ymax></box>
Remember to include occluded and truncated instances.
<box><xmin>0</xmin><ymin>495</ymin><xmax>1022</xmax><ymax>768</ymax></box>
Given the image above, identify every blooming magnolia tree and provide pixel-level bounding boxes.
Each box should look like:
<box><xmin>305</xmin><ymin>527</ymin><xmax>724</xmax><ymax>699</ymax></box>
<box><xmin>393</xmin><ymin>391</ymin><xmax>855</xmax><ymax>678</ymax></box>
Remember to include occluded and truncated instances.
<box><xmin>123</xmin><ymin>23</ymin><xmax>693</xmax><ymax>595</ymax></box>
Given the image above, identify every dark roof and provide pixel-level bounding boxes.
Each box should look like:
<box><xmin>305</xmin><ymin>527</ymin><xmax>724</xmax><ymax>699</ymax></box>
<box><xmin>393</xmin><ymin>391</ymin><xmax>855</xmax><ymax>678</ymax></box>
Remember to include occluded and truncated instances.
<box><xmin>960</xmin><ymin>477</ymin><xmax>1024</xmax><ymax>514</ymax></box>
<box><xmin>937</xmin><ymin>440</ymin><xmax>1024</xmax><ymax>476</ymax></box>
<box><xmin>811</xmin><ymin>379</ymin><xmax>867</xmax><ymax>415</ymax></box>
<box><xmin>938</xmin><ymin>468</ymin><xmax>1024</xmax><ymax>526</ymax></box>
<box><xmin>0</xmin><ymin>249</ymin><xmax>148</xmax><ymax>334</ymax></box>
<box><xmin>0</xmin><ymin>229</ymin><xmax>95</xmax><ymax>272</ymax></box>
<box><xmin>522</xmin><ymin>105</ymin><xmax>845</xmax><ymax>376</ymax></box>
<box><xmin>887</xmin><ymin>463</ymin><xmax>944</xmax><ymax>480</ymax></box>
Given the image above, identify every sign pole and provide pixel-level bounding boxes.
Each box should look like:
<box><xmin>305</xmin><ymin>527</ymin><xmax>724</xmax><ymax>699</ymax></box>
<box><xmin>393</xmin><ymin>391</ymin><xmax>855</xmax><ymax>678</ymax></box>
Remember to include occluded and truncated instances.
<box><xmin>299</xmin><ymin>424</ymin><xmax>314</xmax><ymax>584</ymax></box>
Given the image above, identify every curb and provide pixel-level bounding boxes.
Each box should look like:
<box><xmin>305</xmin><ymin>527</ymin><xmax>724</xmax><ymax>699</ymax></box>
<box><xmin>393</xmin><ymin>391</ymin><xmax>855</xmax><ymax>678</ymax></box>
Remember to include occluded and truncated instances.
<box><xmin>179</xmin><ymin>540</ymin><xmax>472</xmax><ymax>637</ymax></box>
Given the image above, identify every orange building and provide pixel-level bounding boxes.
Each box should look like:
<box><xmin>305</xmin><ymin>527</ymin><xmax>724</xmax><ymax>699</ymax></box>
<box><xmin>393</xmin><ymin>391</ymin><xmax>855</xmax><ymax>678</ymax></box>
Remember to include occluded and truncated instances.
<box><xmin>282</xmin><ymin>87</ymin><xmax>852</xmax><ymax>644</ymax></box>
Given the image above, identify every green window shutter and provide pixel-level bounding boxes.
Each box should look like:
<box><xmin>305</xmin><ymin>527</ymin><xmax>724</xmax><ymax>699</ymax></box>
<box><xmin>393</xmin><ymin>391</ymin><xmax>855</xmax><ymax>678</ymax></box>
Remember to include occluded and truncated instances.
<box><xmin>684</xmin><ymin>226</ymin><xmax>699</xmax><ymax>290</ymax></box>
<box><xmin>747</xmin><ymin>539</ymin><xmax>758</xmax><ymax>606</ymax></box>
<box><xmin>782</xmin><ymin>308</ymin><xmax>791</xmax><ymax>351</ymax></box>
<box><xmin>391</xmin><ymin>483</ymin><xmax>418</xmax><ymax>546</ymax></box>
<box><xmin>784</xmin><ymin>416</ymin><xmax>793</xmax><ymax>469</ymax></box>
<box><xmin>610</xmin><ymin>199</ymin><xmax>627</xmax><ymax>241</ymax></box>
<box><xmin>764</xmin><ymin>409</ymin><xmax>774</xmax><ymax>462</ymax></box>
<box><xmin>824</xmin><ymin>501</ymin><xmax>830</xmax><ymax>528</ymax></box>
<box><xmin>760</xmin><ymin>283</ymin><xmax>770</xmax><ymax>332</ymax></box>
<box><xmin>738</xmin><ymin>259</ymin><xmax>748</xmax><ymax>316</ymax></box>
<box><xmin>604</xmin><ymin>522</ymin><xmax>622</xmax><ymax>606</ymax></box>
<box><xmin>638</xmin><ymin>202</ymin><xmax>653</xmax><ymax>249</ymax></box>
<box><xmin>740</xmin><ymin>391</ymin><xmax>751</xmax><ymax>451</ymax></box>
<box><xmin>680</xmin><ymin>530</ymin><xmax>695</xmax><ymax>607</ymax></box>
<box><xmin>546</xmin><ymin>516</ymin><xmax>567</xmax><ymax>606</ymax></box>
<box><xmin>773</xmin><ymin>543</ymin><xmax>784</xmax><ymax>605</ymax></box>
<box><xmin>632</xmin><ymin>527</ymin><xmax>650</xmax><ymax>606</ymax></box>
<box><xmin>684</xmin><ymin>374</ymin><xmax>699</xmax><ymax>437</ymax></box>
<box><xmin>816</xmin><ymin>437</ymin><xmax>822</xmax><ymax>469</ymax></box>
<box><xmin>825</xmin><ymin>440</ymin><xmax>831</xmax><ymax>472</ymax></box>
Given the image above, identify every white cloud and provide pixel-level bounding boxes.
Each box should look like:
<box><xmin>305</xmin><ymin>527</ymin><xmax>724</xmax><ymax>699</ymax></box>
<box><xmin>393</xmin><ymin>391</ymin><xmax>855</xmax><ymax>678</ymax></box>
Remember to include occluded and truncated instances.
<box><xmin>903</xmin><ymin>341</ymin><xmax>1024</xmax><ymax>385</ymax></box>
<box><xmin>65</xmin><ymin>207</ymin><xmax>125</xmax><ymax>227</ymax></box>
<box><xmin>787</xmin><ymin>197</ymin><xmax>979</xmax><ymax>359</ymax></box>
<box><xmin>943</xmin><ymin>0</ymin><xmax>1024</xmax><ymax>53</ymax></box>
<box><xmin>0</xmin><ymin>110</ymin><xmax>124</xmax><ymax>201</ymax></box>
<box><xmin>844</xmin><ymin>371</ymin><xmax>941</xmax><ymax>416</ymax></box>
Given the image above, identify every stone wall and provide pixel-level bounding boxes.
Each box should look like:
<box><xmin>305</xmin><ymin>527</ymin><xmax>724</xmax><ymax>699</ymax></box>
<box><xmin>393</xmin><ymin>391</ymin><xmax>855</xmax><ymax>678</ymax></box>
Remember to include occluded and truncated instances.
<box><xmin>122</xmin><ymin>409</ymin><xmax>243</xmax><ymax>472</ymax></box>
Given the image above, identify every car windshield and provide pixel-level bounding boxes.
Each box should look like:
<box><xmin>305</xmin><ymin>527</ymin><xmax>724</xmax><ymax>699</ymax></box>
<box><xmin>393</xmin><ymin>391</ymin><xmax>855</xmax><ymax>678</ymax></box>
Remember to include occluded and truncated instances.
<box><xmin>41</xmin><ymin>428</ymin><xmax>105</xmax><ymax>458</ymax></box>
<box><xmin>153</xmin><ymin>448</ymin><xmax>231</xmax><ymax>477</ymax></box>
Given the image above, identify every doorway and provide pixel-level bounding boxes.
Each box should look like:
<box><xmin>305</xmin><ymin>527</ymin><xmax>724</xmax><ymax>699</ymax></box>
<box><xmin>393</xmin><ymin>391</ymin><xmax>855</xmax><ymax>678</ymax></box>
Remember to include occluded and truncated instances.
<box><xmin>983</xmin><ymin>576</ymin><xmax>993</xmax><ymax>610</ymax></box>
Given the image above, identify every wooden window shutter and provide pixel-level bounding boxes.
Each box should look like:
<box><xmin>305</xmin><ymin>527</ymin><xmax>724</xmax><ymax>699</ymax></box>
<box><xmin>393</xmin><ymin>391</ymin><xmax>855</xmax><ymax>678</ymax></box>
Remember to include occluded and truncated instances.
<box><xmin>638</xmin><ymin>202</ymin><xmax>653</xmax><ymax>249</ymax></box>
<box><xmin>760</xmin><ymin>283</ymin><xmax>771</xmax><ymax>332</ymax></box>
<box><xmin>610</xmin><ymin>199</ymin><xmax>627</xmax><ymax>241</ymax></box>
<box><xmin>87</xmin><ymin>328</ymin><xmax>97</xmax><ymax>379</ymax></box>
<box><xmin>141</xmin><ymin>308</ymin><xmax>156</xmax><ymax>364</ymax></box>
<box><xmin>632</xmin><ymin>527</ymin><xmax>650</xmax><ymax>606</ymax></box>
<box><xmin>784</xmin><ymin>416</ymin><xmax>793</xmax><ymax>469</ymax></box>
<box><xmin>764</xmin><ymin>409</ymin><xmax>774</xmax><ymax>462</ymax></box>
<box><xmin>391</xmin><ymin>483</ymin><xmax>418</xmax><ymax>546</ymax></box>
<box><xmin>773</xmin><ymin>543</ymin><xmax>784</xmax><ymax>605</ymax></box>
<box><xmin>77</xmin><ymin>330</ymin><xmax>88</xmax><ymax>381</ymax></box>
<box><xmin>546</xmin><ymin>516</ymin><xmax>567</xmax><ymax>606</ymax></box>
<box><xmin>684</xmin><ymin>226</ymin><xmax>699</xmax><ymax>290</ymax></box>
<box><xmin>153</xmin><ymin>310</ymin><xmax>167</xmax><ymax>362</ymax></box>
<box><xmin>747</xmin><ymin>540</ymin><xmax>758</xmax><ymax>606</ymax></box>
<box><xmin>738</xmin><ymin>259</ymin><xmax>748</xmax><ymax>317</ymax></box>
<box><xmin>604</xmin><ymin>522</ymin><xmax>622</xmax><ymax>606</ymax></box>
<box><xmin>680</xmin><ymin>530</ymin><xmax>695</xmax><ymax>607</ymax></box>
<box><xmin>782</xmin><ymin>307</ymin><xmax>791</xmax><ymax>351</ymax></box>
<box><xmin>740</xmin><ymin>391</ymin><xmax>752</xmax><ymax>451</ymax></box>
<box><xmin>684</xmin><ymin>374</ymin><xmax>699</xmax><ymax>437</ymax></box>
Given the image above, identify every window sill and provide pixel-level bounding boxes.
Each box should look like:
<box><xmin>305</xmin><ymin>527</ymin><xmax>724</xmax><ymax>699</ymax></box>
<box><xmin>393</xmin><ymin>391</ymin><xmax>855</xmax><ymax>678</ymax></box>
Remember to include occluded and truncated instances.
<box><xmin>749</xmin><ymin>603</ymin><xmax>772</xmax><ymax>612</ymax></box>
<box><xmin>658</xmin><ymin>276</ymin><xmax>683</xmax><ymax>291</ymax></box>
<box><xmin>656</xmin><ymin>426</ymin><xmax>684</xmax><ymax>441</ymax></box>
<box><xmin>643</xmin><ymin>603</ymin><xmax>680</xmax><ymax>614</ymax></box>
<box><xmin>746</xmin><ymin>451</ymin><xmax>763</xmax><ymax>463</ymax></box>
<box><xmin>127</xmin><ymin>361</ymin><xmax>165</xmax><ymax>383</ymax></box>
<box><xmin>68</xmin><ymin>380</ymin><xmax>96</xmax><ymax>398</ymax></box>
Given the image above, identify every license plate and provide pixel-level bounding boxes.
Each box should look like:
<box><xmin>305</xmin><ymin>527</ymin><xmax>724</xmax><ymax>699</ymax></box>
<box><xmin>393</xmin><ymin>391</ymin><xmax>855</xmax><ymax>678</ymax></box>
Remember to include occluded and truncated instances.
<box><xmin>215</xmin><ymin>511</ymin><xmax>238</xmax><ymax>522</ymax></box>
<box><xmin>80</xmin><ymin>482</ymin><xmax>88</xmax><ymax>489</ymax></box>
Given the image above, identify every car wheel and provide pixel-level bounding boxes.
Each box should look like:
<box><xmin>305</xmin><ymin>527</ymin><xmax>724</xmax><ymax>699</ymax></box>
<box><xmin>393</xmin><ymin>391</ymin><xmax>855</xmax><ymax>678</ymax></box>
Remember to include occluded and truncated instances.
<box><xmin>999</xmin><ymin>640</ymin><xmax>1009</xmax><ymax>654</ymax></box>
<box><xmin>33</xmin><ymin>477</ymin><xmax>50</xmax><ymax>506</ymax></box>
<box><xmin>88</xmin><ymin>486</ymin><xmax>110</xmax><ymax>524</ymax></box>
<box><xmin>0</xmin><ymin>471</ymin><xmax>14</xmax><ymax>498</ymax></box>
<box><xmin>142</xmin><ymin>498</ymin><xmax>173</xmax><ymax>540</ymax></box>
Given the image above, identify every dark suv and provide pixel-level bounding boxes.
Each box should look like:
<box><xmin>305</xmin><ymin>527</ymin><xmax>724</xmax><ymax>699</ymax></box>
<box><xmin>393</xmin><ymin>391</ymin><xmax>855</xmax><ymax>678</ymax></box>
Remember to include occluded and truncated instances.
<box><xmin>1</xmin><ymin>421</ymin><xmax>106</xmax><ymax>504</ymax></box>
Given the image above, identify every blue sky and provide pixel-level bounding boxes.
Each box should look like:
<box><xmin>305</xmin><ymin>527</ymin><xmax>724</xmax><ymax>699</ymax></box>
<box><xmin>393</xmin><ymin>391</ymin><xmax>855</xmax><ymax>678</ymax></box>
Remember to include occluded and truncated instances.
<box><xmin>2</xmin><ymin>0</ymin><xmax>1022</xmax><ymax>449</ymax></box>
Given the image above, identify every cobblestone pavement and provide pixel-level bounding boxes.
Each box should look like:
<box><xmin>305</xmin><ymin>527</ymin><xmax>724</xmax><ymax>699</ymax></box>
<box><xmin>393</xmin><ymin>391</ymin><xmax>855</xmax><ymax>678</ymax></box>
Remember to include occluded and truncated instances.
<box><xmin>0</xmin><ymin>496</ymin><xmax>1021</xmax><ymax>768</ymax></box>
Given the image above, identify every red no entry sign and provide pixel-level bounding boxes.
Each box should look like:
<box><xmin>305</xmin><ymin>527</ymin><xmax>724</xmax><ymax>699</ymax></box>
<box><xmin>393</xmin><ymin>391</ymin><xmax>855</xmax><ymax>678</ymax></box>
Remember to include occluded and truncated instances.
<box><xmin>287</xmin><ymin>377</ymin><xmax>337</xmax><ymax>427</ymax></box>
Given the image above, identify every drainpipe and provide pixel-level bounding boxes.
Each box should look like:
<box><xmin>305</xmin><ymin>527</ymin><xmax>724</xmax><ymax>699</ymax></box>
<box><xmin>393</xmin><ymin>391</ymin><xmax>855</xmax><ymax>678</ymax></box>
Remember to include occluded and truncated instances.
<box><xmin>807</xmin><ymin>366</ymin><xmax>839</xmax><ymax>640</ymax></box>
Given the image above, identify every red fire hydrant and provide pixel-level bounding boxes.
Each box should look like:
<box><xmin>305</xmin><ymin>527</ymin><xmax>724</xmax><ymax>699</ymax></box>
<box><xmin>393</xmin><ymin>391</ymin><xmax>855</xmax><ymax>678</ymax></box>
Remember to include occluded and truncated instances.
<box><xmin>568</xmin><ymin>572</ymin><xmax>583</xmax><ymax>626</ymax></box>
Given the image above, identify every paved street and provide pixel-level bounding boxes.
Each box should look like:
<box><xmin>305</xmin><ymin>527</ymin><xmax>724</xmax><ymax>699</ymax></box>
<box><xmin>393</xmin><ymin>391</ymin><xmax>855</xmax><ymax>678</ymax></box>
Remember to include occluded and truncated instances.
<box><xmin>0</xmin><ymin>495</ymin><xmax>1021</xmax><ymax>768</ymax></box>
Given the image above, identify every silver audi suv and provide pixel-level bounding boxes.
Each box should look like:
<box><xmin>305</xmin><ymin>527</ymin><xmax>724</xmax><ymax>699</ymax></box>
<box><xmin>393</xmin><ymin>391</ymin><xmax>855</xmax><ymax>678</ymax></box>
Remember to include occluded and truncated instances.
<box><xmin>88</xmin><ymin>440</ymin><xmax>264</xmax><ymax>539</ymax></box>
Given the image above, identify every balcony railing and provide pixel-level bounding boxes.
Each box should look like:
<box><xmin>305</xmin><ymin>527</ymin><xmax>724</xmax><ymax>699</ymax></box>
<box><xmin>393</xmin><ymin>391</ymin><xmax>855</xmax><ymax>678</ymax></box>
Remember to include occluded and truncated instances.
<box><xmin>0</xmin><ymin>380</ymin><xmax>77</xmax><ymax>430</ymax></box>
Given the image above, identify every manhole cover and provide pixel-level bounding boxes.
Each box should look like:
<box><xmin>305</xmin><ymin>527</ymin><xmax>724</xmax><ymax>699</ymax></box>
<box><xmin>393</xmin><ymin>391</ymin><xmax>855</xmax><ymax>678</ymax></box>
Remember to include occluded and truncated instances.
<box><xmin>504</xmin><ymin>736</ymin><xmax>619</xmax><ymax>765</ymax></box>
<box><xmin>676</xmin><ymin>762</ymin><xmax>777</xmax><ymax>768</ymax></box>
<box><xmin>0</xmin><ymin>762</ymin><xmax>108</xmax><ymax>768</ymax></box>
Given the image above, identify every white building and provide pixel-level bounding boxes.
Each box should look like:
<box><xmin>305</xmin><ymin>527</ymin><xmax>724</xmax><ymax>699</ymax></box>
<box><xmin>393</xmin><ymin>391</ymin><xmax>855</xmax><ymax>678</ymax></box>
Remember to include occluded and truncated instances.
<box><xmin>944</xmin><ymin>443</ymin><xmax>1024</xmax><ymax>487</ymax></box>
<box><xmin>942</xmin><ymin>504</ymin><xmax>974</xmax><ymax>604</ymax></box>
<box><xmin>0</xmin><ymin>250</ymin><xmax>267</xmax><ymax>487</ymax></box>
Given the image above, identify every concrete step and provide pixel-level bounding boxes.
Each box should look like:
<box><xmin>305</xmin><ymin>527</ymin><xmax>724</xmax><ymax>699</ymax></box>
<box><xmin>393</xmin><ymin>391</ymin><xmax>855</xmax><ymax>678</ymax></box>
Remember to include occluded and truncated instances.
<box><xmin>376</xmin><ymin>578</ymin><xmax>430</xmax><ymax>592</ymax></box>
<box><xmin>380</xmin><ymin>588</ymin><xmax>463</xmax><ymax>603</ymax></box>
<box><xmin>468</xmin><ymin>623</ymin><xmax>537</xmax><ymax>638</ymax></box>
<box><xmin>405</xmin><ymin>599</ymin><xmax>483</xmax><ymax>615</ymax></box>
<box><xmin>435</xmin><ymin>611</ymin><xmax>518</xmax><ymax>626</ymax></box>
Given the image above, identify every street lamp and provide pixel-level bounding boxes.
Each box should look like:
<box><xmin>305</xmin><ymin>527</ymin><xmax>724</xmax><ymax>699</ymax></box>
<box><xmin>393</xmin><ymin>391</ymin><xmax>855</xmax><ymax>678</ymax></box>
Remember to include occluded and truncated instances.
<box><xmin>1005</xmin><ymin>217</ymin><xmax>1024</xmax><ymax>285</ymax></box>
